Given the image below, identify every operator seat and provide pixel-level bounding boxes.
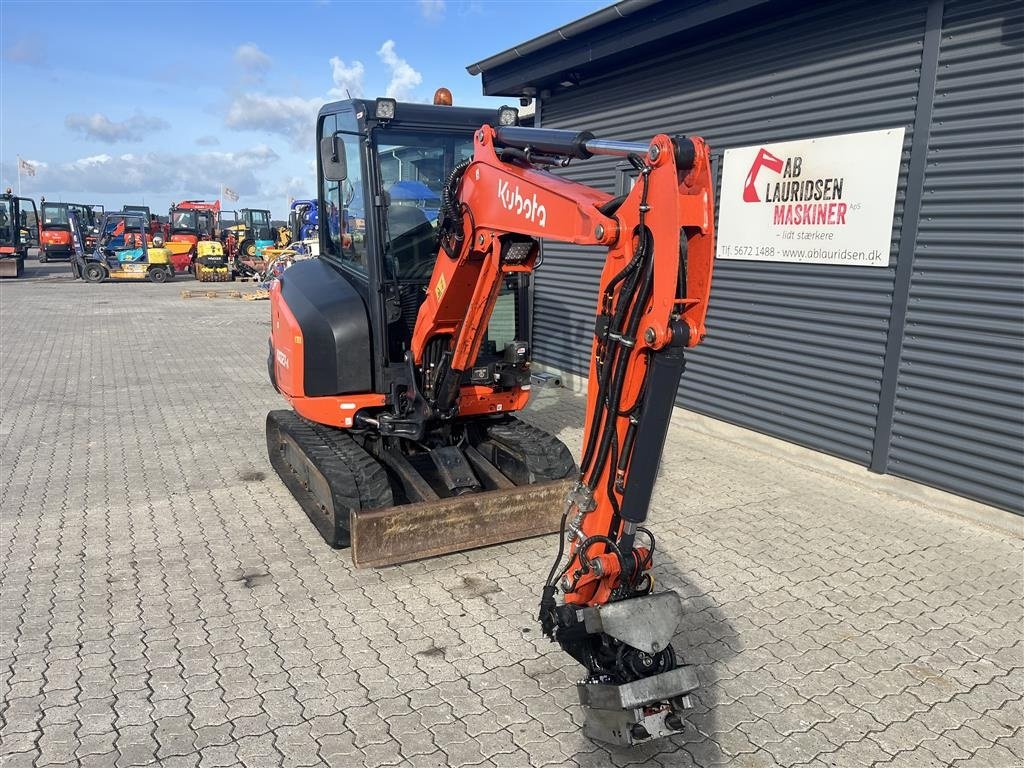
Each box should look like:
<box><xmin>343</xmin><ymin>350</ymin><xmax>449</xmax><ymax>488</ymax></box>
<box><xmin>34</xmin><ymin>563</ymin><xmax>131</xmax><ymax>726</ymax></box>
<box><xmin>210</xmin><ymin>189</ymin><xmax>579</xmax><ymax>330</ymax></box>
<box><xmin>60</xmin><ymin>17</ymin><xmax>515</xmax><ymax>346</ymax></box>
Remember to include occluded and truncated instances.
<box><xmin>386</xmin><ymin>205</ymin><xmax>435</xmax><ymax>281</ymax></box>
<box><xmin>384</xmin><ymin>204</ymin><xmax>437</xmax><ymax>359</ymax></box>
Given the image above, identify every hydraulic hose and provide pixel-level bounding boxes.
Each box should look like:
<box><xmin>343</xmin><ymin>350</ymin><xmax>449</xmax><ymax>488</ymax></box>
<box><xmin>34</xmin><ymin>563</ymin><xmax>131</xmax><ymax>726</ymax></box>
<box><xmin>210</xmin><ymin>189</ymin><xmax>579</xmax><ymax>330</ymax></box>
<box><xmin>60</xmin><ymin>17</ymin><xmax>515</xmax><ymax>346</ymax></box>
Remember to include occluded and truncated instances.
<box><xmin>438</xmin><ymin>160</ymin><xmax>471</xmax><ymax>259</ymax></box>
<box><xmin>580</xmin><ymin>164</ymin><xmax>653</xmax><ymax>476</ymax></box>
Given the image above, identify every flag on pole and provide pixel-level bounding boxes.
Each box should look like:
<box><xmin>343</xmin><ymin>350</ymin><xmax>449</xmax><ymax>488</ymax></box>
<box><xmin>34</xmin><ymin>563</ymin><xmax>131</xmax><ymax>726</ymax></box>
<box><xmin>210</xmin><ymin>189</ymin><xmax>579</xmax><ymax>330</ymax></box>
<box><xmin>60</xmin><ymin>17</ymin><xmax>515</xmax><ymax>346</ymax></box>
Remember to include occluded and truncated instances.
<box><xmin>222</xmin><ymin>185</ymin><xmax>239</xmax><ymax>202</ymax></box>
<box><xmin>18</xmin><ymin>157</ymin><xmax>37</xmax><ymax>177</ymax></box>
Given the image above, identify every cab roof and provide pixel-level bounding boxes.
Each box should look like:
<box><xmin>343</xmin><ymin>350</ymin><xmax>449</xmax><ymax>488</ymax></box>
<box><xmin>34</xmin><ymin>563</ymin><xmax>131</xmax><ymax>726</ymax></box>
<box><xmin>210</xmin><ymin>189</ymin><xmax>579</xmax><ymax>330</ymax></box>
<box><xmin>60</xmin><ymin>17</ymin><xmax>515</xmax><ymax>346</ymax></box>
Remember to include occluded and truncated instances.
<box><xmin>318</xmin><ymin>98</ymin><xmax>499</xmax><ymax>132</ymax></box>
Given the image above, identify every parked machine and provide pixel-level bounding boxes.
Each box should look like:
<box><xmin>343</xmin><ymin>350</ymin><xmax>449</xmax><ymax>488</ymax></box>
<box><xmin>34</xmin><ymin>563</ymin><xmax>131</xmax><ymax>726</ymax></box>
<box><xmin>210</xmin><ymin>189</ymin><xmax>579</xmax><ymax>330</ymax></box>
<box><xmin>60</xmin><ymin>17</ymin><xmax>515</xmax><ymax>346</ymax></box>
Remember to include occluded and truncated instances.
<box><xmin>288</xmin><ymin>199</ymin><xmax>318</xmax><ymax>241</ymax></box>
<box><xmin>286</xmin><ymin>199</ymin><xmax>319</xmax><ymax>256</ymax></box>
<box><xmin>39</xmin><ymin>201</ymin><xmax>100</xmax><ymax>261</ymax></box>
<box><xmin>70</xmin><ymin>211</ymin><xmax>176</xmax><ymax>283</ymax></box>
<box><xmin>193</xmin><ymin>240</ymin><xmax>231</xmax><ymax>282</ymax></box>
<box><xmin>233</xmin><ymin>208</ymin><xmax>275</xmax><ymax>258</ymax></box>
<box><xmin>122</xmin><ymin>204</ymin><xmax>151</xmax><ymax>219</ymax></box>
<box><xmin>265</xmin><ymin>95</ymin><xmax>715</xmax><ymax>745</ymax></box>
<box><xmin>168</xmin><ymin>200</ymin><xmax>219</xmax><ymax>272</ymax></box>
<box><xmin>0</xmin><ymin>190</ymin><xmax>39</xmax><ymax>278</ymax></box>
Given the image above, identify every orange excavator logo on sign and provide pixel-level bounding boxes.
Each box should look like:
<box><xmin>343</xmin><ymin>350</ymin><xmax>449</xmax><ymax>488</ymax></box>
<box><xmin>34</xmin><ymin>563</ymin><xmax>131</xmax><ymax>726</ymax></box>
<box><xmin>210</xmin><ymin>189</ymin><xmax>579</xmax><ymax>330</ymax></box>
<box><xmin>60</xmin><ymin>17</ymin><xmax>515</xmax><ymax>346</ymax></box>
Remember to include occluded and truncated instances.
<box><xmin>743</xmin><ymin>147</ymin><xmax>785</xmax><ymax>202</ymax></box>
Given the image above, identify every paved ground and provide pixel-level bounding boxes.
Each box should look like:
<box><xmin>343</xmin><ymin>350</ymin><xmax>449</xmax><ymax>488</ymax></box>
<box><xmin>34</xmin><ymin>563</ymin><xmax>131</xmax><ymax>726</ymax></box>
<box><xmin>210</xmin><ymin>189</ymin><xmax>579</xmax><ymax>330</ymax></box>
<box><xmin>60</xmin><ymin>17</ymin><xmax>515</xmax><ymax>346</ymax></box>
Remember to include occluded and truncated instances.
<box><xmin>1</xmin><ymin>262</ymin><xmax>1021</xmax><ymax>768</ymax></box>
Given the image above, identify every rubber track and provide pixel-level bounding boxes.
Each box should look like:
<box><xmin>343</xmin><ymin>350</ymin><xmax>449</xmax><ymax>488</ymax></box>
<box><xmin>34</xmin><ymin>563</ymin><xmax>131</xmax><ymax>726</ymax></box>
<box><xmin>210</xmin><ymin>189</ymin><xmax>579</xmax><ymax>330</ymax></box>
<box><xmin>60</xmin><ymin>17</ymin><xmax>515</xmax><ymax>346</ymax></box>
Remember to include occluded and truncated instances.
<box><xmin>266</xmin><ymin>410</ymin><xmax>392</xmax><ymax>547</ymax></box>
<box><xmin>481</xmin><ymin>417</ymin><xmax>577</xmax><ymax>483</ymax></box>
<box><xmin>303</xmin><ymin>419</ymin><xmax>394</xmax><ymax>510</ymax></box>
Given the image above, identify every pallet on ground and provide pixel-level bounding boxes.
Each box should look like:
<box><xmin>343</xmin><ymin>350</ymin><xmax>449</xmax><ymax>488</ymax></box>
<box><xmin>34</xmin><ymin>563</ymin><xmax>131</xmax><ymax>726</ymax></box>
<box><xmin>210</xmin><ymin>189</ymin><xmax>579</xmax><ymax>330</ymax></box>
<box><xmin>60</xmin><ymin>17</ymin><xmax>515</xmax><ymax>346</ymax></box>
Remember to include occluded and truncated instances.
<box><xmin>180</xmin><ymin>288</ymin><xmax>267</xmax><ymax>300</ymax></box>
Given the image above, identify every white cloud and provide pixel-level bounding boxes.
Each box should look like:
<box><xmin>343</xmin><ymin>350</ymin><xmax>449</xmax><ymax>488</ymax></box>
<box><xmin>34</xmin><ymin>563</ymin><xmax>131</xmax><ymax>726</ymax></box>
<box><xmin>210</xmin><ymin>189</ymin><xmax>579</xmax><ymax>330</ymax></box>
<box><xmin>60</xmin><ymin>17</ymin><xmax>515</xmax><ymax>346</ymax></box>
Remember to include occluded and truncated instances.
<box><xmin>418</xmin><ymin>0</ymin><xmax>445</xmax><ymax>21</ymax></box>
<box><xmin>328</xmin><ymin>56</ymin><xmax>365</xmax><ymax>99</ymax></box>
<box><xmin>377</xmin><ymin>40</ymin><xmax>422</xmax><ymax>101</ymax></box>
<box><xmin>235</xmin><ymin>43</ymin><xmax>272</xmax><ymax>82</ymax></box>
<box><xmin>235</xmin><ymin>43</ymin><xmax>271</xmax><ymax>69</ymax></box>
<box><xmin>224</xmin><ymin>94</ymin><xmax>321</xmax><ymax>147</ymax></box>
<box><xmin>65</xmin><ymin>112</ymin><xmax>169</xmax><ymax>143</ymax></box>
<box><xmin>266</xmin><ymin>175</ymin><xmax>315</xmax><ymax>200</ymax></box>
<box><xmin>223</xmin><ymin>44</ymin><xmax>419</xmax><ymax>147</ymax></box>
<box><xmin>195</xmin><ymin>135</ymin><xmax>220</xmax><ymax>147</ymax></box>
<box><xmin>70</xmin><ymin>154</ymin><xmax>113</xmax><ymax>169</ymax></box>
<box><xmin>12</xmin><ymin>146</ymin><xmax>280</xmax><ymax>198</ymax></box>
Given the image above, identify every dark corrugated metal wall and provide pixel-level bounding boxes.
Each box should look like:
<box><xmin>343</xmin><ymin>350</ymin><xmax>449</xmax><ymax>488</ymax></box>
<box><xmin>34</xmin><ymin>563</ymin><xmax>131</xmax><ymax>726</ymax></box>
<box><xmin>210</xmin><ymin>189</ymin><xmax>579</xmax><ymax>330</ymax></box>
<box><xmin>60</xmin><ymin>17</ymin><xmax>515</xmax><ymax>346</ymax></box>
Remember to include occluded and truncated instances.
<box><xmin>537</xmin><ymin>0</ymin><xmax>926</xmax><ymax>464</ymax></box>
<box><xmin>887</xmin><ymin>0</ymin><xmax>1024</xmax><ymax>511</ymax></box>
<box><xmin>531</xmin><ymin>0</ymin><xmax>1023</xmax><ymax>512</ymax></box>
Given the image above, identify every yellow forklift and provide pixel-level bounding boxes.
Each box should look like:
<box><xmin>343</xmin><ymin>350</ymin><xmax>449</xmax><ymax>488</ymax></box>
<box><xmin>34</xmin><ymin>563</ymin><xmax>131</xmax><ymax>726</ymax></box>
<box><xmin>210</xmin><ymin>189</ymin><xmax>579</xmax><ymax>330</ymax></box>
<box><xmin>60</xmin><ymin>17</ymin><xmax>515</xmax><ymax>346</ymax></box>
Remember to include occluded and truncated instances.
<box><xmin>70</xmin><ymin>211</ymin><xmax>176</xmax><ymax>283</ymax></box>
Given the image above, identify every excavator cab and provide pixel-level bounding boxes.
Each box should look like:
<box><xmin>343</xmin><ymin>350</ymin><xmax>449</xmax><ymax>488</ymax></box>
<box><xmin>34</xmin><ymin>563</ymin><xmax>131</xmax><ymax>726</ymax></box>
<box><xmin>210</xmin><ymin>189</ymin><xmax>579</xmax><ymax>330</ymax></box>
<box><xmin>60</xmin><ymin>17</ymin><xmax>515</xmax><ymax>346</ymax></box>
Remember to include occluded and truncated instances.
<box><xmin>39</xmin><ymin>202</ymin><xmax>96</xmax><ymax>261</ymax></box>
<box><xmin>0</xmin><ymin>192</ymin><xmax>38</xmax><ymax>278</ymax></box>
<box><xmin>314</xmin><ymin>100</ymin><xmax>531</xmax><ymax>394</ymax></box>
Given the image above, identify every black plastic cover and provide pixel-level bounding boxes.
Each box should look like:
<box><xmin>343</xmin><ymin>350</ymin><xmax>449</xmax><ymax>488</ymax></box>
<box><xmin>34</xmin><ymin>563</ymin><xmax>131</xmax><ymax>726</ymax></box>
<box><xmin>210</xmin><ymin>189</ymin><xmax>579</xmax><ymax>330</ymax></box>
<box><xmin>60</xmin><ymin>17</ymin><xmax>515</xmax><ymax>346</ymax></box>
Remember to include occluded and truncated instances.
<box><xmin>280</xmin><ymin>259</ymin><xmax>373</xmax><ymax>396</ymax></box>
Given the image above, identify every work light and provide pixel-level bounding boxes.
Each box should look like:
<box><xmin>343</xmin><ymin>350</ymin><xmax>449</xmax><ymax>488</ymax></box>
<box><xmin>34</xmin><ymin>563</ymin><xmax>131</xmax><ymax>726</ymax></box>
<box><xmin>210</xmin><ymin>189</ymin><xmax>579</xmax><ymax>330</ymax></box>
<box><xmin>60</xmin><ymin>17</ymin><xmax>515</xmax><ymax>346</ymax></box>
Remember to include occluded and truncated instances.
<box><xmin>497</xmin><ymin>106</ymin><xmax>519</xmax><ymax>126</ymax></box>
<box><xmin>375</xmin><ymin>98</ymin><xmax>397</xmax><ymax>121</ymax></box>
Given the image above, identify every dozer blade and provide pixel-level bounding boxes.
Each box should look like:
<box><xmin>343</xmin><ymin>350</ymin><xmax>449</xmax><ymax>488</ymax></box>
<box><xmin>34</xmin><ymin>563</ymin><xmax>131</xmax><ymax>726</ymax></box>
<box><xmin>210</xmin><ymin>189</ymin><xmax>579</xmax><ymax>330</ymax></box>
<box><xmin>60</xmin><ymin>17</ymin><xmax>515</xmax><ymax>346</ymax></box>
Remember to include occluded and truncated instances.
<box><xmin>350</xmin><ymin>478</ymin><xmax>574</xmax><ymax>568</ymax></box>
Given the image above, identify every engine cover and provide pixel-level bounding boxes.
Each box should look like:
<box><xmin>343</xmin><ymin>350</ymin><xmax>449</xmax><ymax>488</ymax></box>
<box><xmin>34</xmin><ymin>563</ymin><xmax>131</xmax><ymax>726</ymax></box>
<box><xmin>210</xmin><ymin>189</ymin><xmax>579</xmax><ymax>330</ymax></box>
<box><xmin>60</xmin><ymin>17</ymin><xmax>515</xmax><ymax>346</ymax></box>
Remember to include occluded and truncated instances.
<box><xmin>273</xmin><ymin>259</ymin><xmax>373</xmax><ymax>397</ymax></box>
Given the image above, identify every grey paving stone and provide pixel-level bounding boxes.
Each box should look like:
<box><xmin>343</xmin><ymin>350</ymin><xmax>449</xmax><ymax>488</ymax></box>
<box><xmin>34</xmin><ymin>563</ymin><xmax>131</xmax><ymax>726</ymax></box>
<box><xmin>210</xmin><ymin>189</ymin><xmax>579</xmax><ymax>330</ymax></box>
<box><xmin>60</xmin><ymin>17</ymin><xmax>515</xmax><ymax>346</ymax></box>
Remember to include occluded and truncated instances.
<box><xmin>1</xmin><ymin>268</ymin><xmax>1021</xmax><ymax>768</ymax></box>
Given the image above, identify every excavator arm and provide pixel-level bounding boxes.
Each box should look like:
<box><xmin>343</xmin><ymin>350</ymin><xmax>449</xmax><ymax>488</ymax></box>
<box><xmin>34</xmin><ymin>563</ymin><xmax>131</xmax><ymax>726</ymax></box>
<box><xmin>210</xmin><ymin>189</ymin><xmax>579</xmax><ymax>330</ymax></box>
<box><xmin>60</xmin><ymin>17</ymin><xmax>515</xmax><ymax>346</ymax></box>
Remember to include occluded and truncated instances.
<box><xmin>408</xmin><ymin>123</ymin><xmax>716</xmax><ymax>745</ymax></box>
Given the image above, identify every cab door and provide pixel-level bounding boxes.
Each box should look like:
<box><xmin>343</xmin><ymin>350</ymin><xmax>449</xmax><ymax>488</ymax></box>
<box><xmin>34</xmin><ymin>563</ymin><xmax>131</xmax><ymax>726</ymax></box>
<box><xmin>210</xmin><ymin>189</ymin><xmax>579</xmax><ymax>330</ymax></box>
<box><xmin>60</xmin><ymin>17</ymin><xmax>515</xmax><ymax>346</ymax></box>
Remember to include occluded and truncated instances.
<box><xmin>17</xmin><ymin>198</ymin><xmax>39</xmax><ymax>250</ymax></box>
<box><xmin>251</xmin><ymin>210</ymin><xmax>273</xmax><ymax>242</ymax></box>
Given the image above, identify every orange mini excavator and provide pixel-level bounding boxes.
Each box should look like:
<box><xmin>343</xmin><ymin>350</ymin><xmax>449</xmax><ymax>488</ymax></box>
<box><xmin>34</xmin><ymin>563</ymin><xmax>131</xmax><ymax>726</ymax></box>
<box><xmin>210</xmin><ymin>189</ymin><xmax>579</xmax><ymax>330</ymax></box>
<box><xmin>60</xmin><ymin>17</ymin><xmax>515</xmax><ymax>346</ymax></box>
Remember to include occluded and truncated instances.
<box><xmin>266</xmin><ymin>95</ymin><xmax>715</xmax><ymax>745</ymax></box>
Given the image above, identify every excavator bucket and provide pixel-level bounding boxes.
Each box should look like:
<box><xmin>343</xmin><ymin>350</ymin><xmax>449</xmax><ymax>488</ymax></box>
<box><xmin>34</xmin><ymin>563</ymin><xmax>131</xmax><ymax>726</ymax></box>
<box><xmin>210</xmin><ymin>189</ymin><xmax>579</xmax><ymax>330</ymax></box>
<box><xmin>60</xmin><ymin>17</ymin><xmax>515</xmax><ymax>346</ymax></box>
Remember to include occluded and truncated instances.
<box><xmin>267</xmin><ymin>410</ymin><xmax>576</xmax><ymax>567</ymax></box>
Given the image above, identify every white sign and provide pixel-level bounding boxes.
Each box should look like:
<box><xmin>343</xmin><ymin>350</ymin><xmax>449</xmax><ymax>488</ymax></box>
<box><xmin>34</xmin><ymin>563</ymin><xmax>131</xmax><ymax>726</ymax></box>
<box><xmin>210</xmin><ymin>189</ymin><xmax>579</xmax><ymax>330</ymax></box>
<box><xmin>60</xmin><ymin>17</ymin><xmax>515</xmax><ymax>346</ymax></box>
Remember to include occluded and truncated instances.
<box><xmin>717</xmin><ymin>127</ymin><xmax>905</xmax><ymax>267</ymax></box>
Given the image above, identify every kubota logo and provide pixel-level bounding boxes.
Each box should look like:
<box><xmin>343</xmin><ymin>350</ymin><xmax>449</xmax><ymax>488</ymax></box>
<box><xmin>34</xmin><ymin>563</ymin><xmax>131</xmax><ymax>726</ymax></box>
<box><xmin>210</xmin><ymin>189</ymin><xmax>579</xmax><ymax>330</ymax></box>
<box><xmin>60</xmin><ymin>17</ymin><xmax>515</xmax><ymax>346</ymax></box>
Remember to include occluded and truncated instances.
<box><xmin>497</xmin><ymin>179</ymin><xmax>547</xmax><ymax>227</ymax></box>
<box><xmin>743</xmin><ymin>148</ymin><xmax>785</xmax><ymax>202</ymax></box>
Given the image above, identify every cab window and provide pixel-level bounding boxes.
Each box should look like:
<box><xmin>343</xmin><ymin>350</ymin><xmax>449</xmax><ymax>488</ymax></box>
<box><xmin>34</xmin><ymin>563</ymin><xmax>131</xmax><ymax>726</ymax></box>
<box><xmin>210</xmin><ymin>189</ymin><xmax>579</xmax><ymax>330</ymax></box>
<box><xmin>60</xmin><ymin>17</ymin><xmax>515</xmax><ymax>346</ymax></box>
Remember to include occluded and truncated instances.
<box><xmin>321</xmin><ymin>111</ymin><xmax>367</xmax><ymax>274</ymax></box>
<box><xmin>19</xmin><ymin>201</ymin><xmax>39</xmax><ymax>246</ymax></box>
<box><xmin>42</xmin><ymin>204</ymin><xmax>69</xmax><ymax>227</ymax></box>
<box><xmin>171</xmin><ymin>211</ymin><xmax>194</xmax><ymax>230</ymax></box>
<box><xmin>374</xmin><ymin>131</ymin><xmax>474</xmax><ymax>281</ymax></box>
<box><xmin>103</xmin><ymin>217</ymin><xmax>143</xmax><ymax>251</ymax></box>
<box><xmin>0</xmin><ymin>200</ymin><xmax>13</xmax><ymax>245</ymax></box>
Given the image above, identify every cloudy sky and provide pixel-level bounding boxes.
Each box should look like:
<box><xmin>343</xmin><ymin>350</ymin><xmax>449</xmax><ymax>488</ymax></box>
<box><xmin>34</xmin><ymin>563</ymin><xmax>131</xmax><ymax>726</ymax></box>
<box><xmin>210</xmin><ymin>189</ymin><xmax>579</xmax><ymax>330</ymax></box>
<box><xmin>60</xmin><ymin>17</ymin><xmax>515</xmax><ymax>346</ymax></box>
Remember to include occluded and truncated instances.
<box><xmin>1</xmin><ymin>0</ymin><xmax>606</xmax><ymax>216</ymax></box>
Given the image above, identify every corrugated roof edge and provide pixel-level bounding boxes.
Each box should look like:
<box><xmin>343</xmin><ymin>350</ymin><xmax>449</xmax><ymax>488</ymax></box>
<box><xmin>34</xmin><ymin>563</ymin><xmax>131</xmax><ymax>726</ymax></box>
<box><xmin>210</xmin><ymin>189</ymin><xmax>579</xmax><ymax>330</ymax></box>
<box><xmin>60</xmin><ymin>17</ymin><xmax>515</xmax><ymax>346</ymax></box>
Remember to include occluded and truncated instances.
<box><xmin>466</xmin><ymin>0</ymin><xmax>660</xmax><ymax>76</ymax></box>
<box><xmin>466</xmin><ymin>0</ymin><xmax>775</xmax><ymax>97</ymax></box>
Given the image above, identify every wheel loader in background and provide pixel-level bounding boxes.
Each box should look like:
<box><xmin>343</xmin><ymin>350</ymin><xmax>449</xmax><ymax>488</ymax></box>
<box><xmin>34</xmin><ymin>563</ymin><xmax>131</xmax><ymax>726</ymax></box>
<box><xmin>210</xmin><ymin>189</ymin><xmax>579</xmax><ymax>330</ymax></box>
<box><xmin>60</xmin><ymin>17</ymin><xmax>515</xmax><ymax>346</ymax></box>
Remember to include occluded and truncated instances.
<box><xmin>265</xmin><ymin>92</ymin><xmax>716</xmax><ymax>745</ymax></box>
<box><xmin>225</xmin><ymin>207</ymin><xmax>275</xmax><ymax>277</ymax></box>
